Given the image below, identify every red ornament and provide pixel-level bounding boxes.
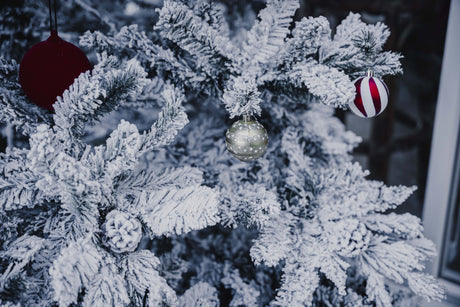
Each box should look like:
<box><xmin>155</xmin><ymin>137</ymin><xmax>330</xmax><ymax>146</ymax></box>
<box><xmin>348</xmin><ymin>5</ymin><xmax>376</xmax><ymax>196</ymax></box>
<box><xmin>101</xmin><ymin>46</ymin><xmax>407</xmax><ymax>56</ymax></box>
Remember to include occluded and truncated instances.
<box><xmin>348</xmin><ymin>71</ymin><xmax>389</xmax><ymax>118</ymax></box>
<box><xmin>19</xmin><ymin>30</ymin><xmax>91</xmax><ymax>111</ymax></box>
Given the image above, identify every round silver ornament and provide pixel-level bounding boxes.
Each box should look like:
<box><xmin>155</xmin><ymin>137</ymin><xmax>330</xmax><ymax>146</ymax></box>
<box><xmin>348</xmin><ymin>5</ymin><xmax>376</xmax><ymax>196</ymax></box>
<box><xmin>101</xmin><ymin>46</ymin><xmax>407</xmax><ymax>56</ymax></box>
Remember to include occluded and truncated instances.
<box><xmin>225</xmin><ymin>115</ymin><xmax>268</xmax><ymax>162</ymax></box>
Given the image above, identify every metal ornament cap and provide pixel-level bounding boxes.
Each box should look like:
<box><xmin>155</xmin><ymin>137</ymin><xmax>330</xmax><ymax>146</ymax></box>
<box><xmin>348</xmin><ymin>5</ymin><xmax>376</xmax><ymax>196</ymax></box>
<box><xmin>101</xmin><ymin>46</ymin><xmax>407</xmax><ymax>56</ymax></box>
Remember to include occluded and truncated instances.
<box><xmin>225</xmin><ymin>115</ymin><xmax>269</xmax><ymax>162</ymax></box>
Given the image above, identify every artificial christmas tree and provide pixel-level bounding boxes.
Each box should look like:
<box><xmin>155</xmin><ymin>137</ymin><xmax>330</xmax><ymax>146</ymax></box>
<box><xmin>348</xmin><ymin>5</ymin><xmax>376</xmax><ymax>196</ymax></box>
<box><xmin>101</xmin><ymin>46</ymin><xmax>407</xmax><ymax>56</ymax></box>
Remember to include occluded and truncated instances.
<box><xmin>0</xmin><ymin>0</ymin><xmax>445</xmax><ymax>306</ymax></box>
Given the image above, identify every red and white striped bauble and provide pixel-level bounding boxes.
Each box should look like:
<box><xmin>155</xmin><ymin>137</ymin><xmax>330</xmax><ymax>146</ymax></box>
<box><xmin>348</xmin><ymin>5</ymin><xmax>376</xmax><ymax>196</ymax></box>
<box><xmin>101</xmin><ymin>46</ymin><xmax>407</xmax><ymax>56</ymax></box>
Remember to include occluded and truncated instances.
<box><xmin>348</xmin><ymin>71</ymin><xmax>389</xmax><ymax>118</ymax></box>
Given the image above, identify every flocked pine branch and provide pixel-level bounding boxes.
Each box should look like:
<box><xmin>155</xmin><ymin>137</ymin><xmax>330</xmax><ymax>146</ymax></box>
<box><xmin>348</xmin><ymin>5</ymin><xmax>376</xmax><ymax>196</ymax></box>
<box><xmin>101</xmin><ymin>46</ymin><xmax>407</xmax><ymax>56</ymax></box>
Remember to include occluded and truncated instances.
<box><xmin>246</xmin><ymin>103</ymin><xmax>442</xmax><ymax>306</ymax></box>
<box><xmin>115</xmin><ymin>165</ymin><xmax>204</xmax><ymax>194</ymax></box>
<box><xmin>222</xmin><ymin>76</ymin><xmax>262</xmax><ymax>118</ymax></box>
<box><xmin>250</xmin><ymin>212</ymin><xmax>298</xmax><ymax>267</ymax></box>
<box><xmin>363</xmin><ymin>212</ymin><xmax>424</xmax><ymax>240</ymax></box>
<box><xmin>219</xmin><ymin>181</ymin><xmax>280</xmax><ymax>229</ymax></box>
<box><xmin>261</xmin><ymin>12</ymin><xmax>401</xmax><ymax>107</ymax></box>
<box><xmin>53</xmin><ymin>54</ymin><xmax>149</xmax><ymax>143</ymax></box>
<box><xmin>242</xmin><ymin>0</ymin><xmax>300</xmax><ymax>66</ymax></box>
<box><xmin>0</xmin><ymin>23</ymin><xmax>223</xmax><ymax>304</ymax></box>
<box><xmin>194</xmin><ymin>0</ymin><xmax>229</xmax><ymax>34</ymax></box>
<box><xmin>273</xmin><ymin>254</ymin><xmax>321</xmax><ymax>306</ymax></box>
<box><xmin>286</xmin><ymin>61</ymin><xmax>355</xmax><ymax>108</ymax></box>
<box><xmin>80</xmin><ymin>25</ymin><xmax>166</xmax><ymax>68</ymax></box>
<box><xmin>250</xmin><ymin>154</ymin><xmax>440</xmax><ymax>306</ymax></box>
<box><xmin>155</xmin><ymin>0</ymin><xmax>240</xmax><ymax>96</ymax></box>
<box><xmin>359</xmin><ymin>237</ymin><xmax>445</xmax><ymax>306</ymax></box>
<box><xmin>283</xmin><ymin>104</ymin><xmax>362</xmax><ymax>160</ymax></box>
<box><xmin>27</xmin><ymin>125</ymin><xmax>101</xmax><ymax>239</ymax></box>
<box><xmin>140</xmin><ymin>84</ymin><xmax>189</xmax><ymax>152</ymax></box>
<box><xmin>280</xmin><ymin>16</ymin><xmax>332</xmax><ymax>68</ymax></box>
<box><xmin>80</xmin><ymin>26</ymin><xmax>207</xmax><ymax>92</ymax></box>
<box><xmin>123</xmin><ymin>250</ymin><xmax>177</xmax><ymax>306</ymax></box>
<box><xmin>49</xmin><ymin>236</ymin><xmax>103</xmax><ymax>306</ymax></box>
<box><xmin>103</xmin><ymin>120</ymin><xmax>144</xmax><ymax>180</ymax></box>
<box><xmin>0</xmin><ymin>58</ymin><xmax>52</xmax><ymax>135</ymax></box>
<box><xmin>126</xmin><ymin>77</ymin><xmax>170</xmax><ymax>109</ymax></box>
<box><xmin>155</xmin><ymin>0</ymin><xmax>238</xmax><ymax>71</ymax></box>
<box><xmin>83</xmin><ymin>264</ymin><xmax>130</xmax><ymax>307</ymax></box>
<box><xmin>178</xmin><ymin>282</ymin><xmax>219</xmax><ymax>306</ymax></box>
<box><xmin>221</xmin><ymin>268</ymin><xmax>260</xmax><ymax>306</ymax></box>
<box><xmin>139</xmin><ymin>185</ymin><xmax>220</xmax><ymax>236</ymax></box>
<box><xmin>319</xmin><ymin>13</ymin><xmax>403</xmax><ymax>79</ymax></box>
<box><xmin>0</xmin><ymin>235</ymin><xmax>45</xmax><ymax>291</ymax></box>
<box><xmin>0</xmin><ymin>148</ymin><xmax>45</xmax><ymax>211</ymax></box>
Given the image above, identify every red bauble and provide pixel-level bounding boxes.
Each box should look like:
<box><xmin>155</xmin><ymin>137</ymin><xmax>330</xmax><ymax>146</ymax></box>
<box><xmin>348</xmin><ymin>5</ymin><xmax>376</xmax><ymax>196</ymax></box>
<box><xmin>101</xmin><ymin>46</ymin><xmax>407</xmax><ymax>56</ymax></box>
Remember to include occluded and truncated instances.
<box><xmin>348</xmin><ymin>73</ymin><xmax>389</xmax><ymax>118</ymax></box>
<box><xmin>19</xmin><ymin>30</ymin><xmax>91</xmax><ymax>111</ymax></box>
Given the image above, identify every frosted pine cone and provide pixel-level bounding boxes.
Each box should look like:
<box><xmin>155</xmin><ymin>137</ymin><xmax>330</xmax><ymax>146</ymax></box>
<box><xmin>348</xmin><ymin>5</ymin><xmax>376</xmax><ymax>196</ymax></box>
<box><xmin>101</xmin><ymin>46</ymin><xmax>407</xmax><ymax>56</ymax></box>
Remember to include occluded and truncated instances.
<box><xmin>103</xmin><ymin>210</ymin><xmax>142</xmax><ymax>253</ymax></box>
<box><xmin>326</xmin><ymin>219</ymin><xmax>371</xmax><ymax>257</ymax></box>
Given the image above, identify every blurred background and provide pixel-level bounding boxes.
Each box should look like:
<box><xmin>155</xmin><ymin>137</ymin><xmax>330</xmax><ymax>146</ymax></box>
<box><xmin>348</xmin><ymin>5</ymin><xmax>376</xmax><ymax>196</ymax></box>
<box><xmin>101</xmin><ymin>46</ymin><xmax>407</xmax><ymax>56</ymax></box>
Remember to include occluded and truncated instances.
<box><xmin>1</xmin><ymin>0</ymin><xmax>458</xmax><ymax>305</ymax></box>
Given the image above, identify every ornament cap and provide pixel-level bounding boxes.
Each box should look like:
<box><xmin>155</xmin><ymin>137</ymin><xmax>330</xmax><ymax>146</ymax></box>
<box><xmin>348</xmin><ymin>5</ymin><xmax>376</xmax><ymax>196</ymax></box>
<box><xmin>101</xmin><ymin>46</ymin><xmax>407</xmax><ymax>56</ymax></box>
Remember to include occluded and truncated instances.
<box><xmin>242</xmin><ymin>114</ymin><xmax>252</xmax><ymax>122</ymax></box>
<box><xmin>47</xmin><ymin>30</ymin><xmax>61</xmax><ymax>43</ymax></box>
<box><xmin>367</xmin><ymin>69</ymin><xmax>374</xmax><ymax>77</ymax></box>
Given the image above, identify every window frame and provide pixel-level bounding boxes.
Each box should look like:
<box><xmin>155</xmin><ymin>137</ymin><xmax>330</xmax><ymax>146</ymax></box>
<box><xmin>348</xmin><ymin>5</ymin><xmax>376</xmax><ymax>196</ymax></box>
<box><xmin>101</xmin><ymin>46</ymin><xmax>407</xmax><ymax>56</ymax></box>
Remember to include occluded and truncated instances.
<box><xmin>422</xmin><ymin>0</ymin><xmax>460</xmax><ymax>303</ymax></box>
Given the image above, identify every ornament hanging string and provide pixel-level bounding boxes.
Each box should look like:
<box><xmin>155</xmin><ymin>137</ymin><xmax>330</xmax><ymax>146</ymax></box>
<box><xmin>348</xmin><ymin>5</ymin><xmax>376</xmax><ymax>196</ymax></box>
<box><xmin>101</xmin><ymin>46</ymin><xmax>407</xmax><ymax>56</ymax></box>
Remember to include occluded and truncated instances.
<box><xmin>48</xmin><ymin>0</ymin><xmax>58</xmax><ymax>33</ymax></box>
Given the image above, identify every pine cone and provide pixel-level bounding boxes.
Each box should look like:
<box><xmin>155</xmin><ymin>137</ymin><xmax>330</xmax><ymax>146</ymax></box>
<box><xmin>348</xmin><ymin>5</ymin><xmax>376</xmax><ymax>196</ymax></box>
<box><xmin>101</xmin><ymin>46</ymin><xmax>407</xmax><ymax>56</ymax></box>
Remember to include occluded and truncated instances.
<box><xmin>103</xmin><ymin>210</ymin><xmax>142</xmax><ymax>253</ymax></box>
<box><xmin>326</xmin><ymin>219</ymin><xmax>371</xmax><ymax>257</ymax></box>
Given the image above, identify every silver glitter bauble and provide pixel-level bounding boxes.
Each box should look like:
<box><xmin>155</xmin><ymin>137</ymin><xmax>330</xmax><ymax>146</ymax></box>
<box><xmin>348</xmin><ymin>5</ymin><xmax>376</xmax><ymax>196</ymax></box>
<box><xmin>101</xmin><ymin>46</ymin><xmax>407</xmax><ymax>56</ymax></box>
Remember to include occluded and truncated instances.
<box><xmin>225</xmin><ymin>115</ymin><xmax>268</xmax><ymax>162</ymax></box>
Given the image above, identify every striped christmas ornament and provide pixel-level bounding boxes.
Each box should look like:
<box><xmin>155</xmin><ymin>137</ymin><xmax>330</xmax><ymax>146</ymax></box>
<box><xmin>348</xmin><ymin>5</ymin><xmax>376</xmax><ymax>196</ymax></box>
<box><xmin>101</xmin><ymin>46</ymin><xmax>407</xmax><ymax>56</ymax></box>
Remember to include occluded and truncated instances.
<box><xmin>348</xmin><ymin>71</ymin><xmax>389</xmax><ymax>118</ymax></box>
